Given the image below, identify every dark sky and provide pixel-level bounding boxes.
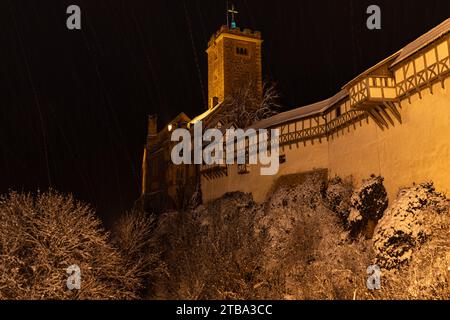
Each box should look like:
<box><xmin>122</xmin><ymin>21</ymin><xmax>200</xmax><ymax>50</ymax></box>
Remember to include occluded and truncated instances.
<box><xmin>1</xmin><ymin>0</ymin><xmax>449</xmax><ymax>223</ymax></box>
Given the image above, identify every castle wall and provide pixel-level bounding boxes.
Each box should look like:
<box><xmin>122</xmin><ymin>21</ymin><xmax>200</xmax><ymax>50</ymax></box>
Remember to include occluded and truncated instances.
<box><xmin>201</xmin><ymin>77</ymin><xmax>450</xmax><ymax>204</ymax></box>
<box><xmin>327</xmin><ymin>118</ymin><xmax>380</xmax><ymax>188</ymax></box>
<box><xmin>201</xmin><ymin>136</ymin><xmax>329</xmax><ymax>203</ymax></box>
<box><xmin>380</xmin><ymin>78</ymin><xmax>450</xmax><ymax>198</ymax></box>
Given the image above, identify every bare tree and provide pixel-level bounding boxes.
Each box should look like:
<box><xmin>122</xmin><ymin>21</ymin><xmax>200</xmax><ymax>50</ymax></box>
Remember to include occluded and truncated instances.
<box><xmin>0</xmin><ymin>190</ymin><xmax>164</xmax><ymax>300</ymax></box>
<box><xmin>0</xmin><ymin>190</ymin><xmax>141</xmax><ymax>299</ymax></box>
<box><xmin>112</xmin><ymin>209</ymin><xmax>165</xmax><ymax>296</ymax></box>
<box><xmin>218</xmin><ymin>82</ymin><xmax>282</xmax><ymax>128</ymax></box>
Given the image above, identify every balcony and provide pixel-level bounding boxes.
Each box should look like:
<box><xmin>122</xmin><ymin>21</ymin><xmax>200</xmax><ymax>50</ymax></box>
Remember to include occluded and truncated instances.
<box><xmin>349</xmin><ymin>76</ymin><xmax>397</xmax><ymax>108</ymax></box>
<box><xmin>348</xmin><ymin>76</ymin><xmax>401</xmax><ymax>130</ymax></box>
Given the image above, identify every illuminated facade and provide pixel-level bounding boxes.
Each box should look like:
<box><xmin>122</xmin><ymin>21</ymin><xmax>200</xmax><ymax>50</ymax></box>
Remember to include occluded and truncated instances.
<box><xmin>142</xmin><ymin>18</ymin><xmax>450</xmax><ymax>212</ymax></box>
<box><xmin>141</xmin><ymin>25</ymin><xmax>264</xmax><ymax>212</ymax></box>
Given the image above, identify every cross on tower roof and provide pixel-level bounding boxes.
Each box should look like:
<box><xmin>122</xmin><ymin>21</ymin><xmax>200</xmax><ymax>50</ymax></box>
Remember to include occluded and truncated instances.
<box><xmin>227</xmin><ymin>3</ymin><xmax>239</xmax><ymax>29</ymax></box>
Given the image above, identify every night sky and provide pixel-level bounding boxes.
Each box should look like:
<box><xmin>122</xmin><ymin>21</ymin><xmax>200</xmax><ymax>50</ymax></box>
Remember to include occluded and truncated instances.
<box><xmin>1</xmin><ymin>0</ymin><xmax>449</xmax><ymax>224</ymax></box>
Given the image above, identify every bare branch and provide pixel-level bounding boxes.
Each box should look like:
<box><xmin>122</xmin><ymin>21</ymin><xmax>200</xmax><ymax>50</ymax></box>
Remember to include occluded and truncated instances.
<box><xmin>215</xmin><ymin>81</ymin><xmax>283</xmax><ymax>128</ymax></box>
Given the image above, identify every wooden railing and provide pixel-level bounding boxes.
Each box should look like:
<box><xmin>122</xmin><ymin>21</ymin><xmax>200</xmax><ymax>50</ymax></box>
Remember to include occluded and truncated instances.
<box><xmin>279</xmin><ymin>109</ymin><xmax>368</xmax><ymax>146</ymax></box>
<box><xmin>279</xmin><ymin>123</ymin><xmax>327</xmax><ymax>145</ymax></box>
<box><xmin>326</xmin><ymin>110</ymin><xmax>367</xmax><ymax>135</ymax></box>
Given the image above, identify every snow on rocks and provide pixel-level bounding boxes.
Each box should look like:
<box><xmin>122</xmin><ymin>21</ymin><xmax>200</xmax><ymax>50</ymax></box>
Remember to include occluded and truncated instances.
<box><xmin>373</xmin><ymin>182</ymin><xmax>450</xmax><ymax>270</ymax></box>
<box><xmin>324</xmin><ymin>175</ymin><xmax>388</xmax><ymax>238</ymax></box>
<box><xmin>347</xmin><ymin>175</ymin><xmax>388</xmax><ymax>238</ymax></box>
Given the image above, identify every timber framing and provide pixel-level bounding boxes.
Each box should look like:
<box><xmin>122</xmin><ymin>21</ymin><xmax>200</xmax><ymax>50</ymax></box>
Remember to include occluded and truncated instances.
<box><xmin>198</xmin><ymin>19</ymin><xmax>450</xmax><ymax>179</ymax></box>
<box><xmin>200</xmin><ymin>163</ymin><xmax>228</xmax><ymax>180</ymax></box>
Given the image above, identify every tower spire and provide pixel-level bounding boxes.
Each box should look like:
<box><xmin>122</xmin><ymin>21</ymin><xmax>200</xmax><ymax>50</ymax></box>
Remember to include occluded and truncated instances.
<box><xmin>227</xmin><ymin>2</ymin><xmax>239</xmax><ymax>29</ymax></box>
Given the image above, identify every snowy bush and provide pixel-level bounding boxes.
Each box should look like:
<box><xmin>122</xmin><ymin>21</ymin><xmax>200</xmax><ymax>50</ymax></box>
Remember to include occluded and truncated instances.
<box><xmin>149</xmin><ymin>192</ymin><xmax>267</xmax><ymax>300</ymax></box>
<box><xmin>146</xmin><ymin>174</ymin><xmax>449</xmax><ymax>300</ymax></box>
<box><xmin>0</xmin><ymin>191</ymin><xmax>142</xmax><ymax>300</ymax></box>
<box><xmin>260</xmin><ymin>171</ymin><xmax>373</xmax><ymax>300</ymax></box>
<box><xmin>371</xmin><ymin>183</ymin><xmax>450</xmax><ymax>299</ymax></box>
<box><xmin>347</xmin><ymin>175</ymin><xmax>388</xmax><ymax>238</ymax></box>
<box><xmin>323</xmin><ymin>176</ymin><xmax>353</xmax><ymax>225</ymax></box>
<box><xmin>112</xmin><ymin>209</ymin><xmax>165</xmax><ymax>297</ymax></box>
<box><xmin>150</xmin><ymin>170</ymin><xmax>374</xmax><ymax>300</ymax></box>
<box><xmin>373</xmin><ymin>182</ymin><xmax>449</xmax><ymax>270</ymax></box>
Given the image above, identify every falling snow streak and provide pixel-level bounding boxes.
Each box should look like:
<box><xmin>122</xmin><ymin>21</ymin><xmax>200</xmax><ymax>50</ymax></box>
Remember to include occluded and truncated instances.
<box><xmin>130</xmin><ymin>8</ymin><xmax>164</xmax><ymax>113</ymax></box>
<box><xmin>78</xmin><ymin>0</ymin><xmax>139</xmax><ymax>208</ymax></box>
<box><xmin>1</xmin><ymin>0</ymin><xmax>449</xmax><ymax>221</ymax></box>
<box><xmin>194</xmin><ymin>0</ymin><xmax>209</xmax><ymax>47</ymax></box>
<box><xmin>7</xmin><ymin>0</ymin><xmax>52</xmax><ymax>186</ymax></box>
<box><xmin>183</xmin><ymin>0</ymin><xmax>207</xmax><ymax>109</ymax></box>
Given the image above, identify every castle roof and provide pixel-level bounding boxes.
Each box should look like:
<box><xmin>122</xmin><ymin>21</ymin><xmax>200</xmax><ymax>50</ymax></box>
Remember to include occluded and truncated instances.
<box><xmin>153</xmin><ymin>19</ymin><xmax>450</xmax><ymax>136</ymax></box>
<box><xmin>343</xmin><ymin>51</ymin><xmax>401</xmax><ymax>89</ymax></box>
<box><xmin>251</xmin><ymin>89</ymin><xmax>348</xmax><ymax>130</ymax></box>
<box><xmin>189</xmin><ymin>102</ymin><xmax>223</xmax><ymax>127</ymax></box>
<box><xmin>253</xmin><ymin>17</ymin><xmax>450</xmax><ymax>130</ymax></box>
<box><xmin>343</xmin><ymin>18</ymin><xmax>450</xmax><ymax>89</ymax></box>
<box><xmin>392</xmin><ymin>18</ymin><xmax>450</xmax><ymax>66</ymax></box>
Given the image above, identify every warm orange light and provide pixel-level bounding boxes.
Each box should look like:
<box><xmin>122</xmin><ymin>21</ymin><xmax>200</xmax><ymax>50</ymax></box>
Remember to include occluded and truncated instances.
<box><xmin>168</xmin><ymin>124</ymin><xmax>173</xmax><ymax>132</ymax></box>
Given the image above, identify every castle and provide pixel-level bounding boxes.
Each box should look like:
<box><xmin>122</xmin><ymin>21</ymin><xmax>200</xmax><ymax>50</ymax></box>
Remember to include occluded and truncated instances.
<box><xmin>141</xmin><ymin>17</ymin><xmax>450</xmax><ymax>213</ymax></box>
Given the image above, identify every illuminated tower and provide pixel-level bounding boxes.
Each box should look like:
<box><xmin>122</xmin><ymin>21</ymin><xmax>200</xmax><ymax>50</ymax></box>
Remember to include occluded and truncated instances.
<box><xmin>206</xmin><ymin>10</ymin><xmax>263</xmax><ymax>109</ymax></box>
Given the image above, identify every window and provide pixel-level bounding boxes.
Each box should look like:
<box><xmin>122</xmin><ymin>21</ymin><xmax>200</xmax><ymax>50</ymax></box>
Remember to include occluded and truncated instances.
<box><xmin>236</xmin><ymin>47</ymin><xmax>249</xmax><ymax>56</ymax></box>
<box><xmin>336</xmin><ymin>106</ymin><xmax>342</xmax><ymax>118</ymax></box>
<box><xmin>279</xmin><ymin>154</ymin><xmax>286</xmax><ymax>164</ymax></box>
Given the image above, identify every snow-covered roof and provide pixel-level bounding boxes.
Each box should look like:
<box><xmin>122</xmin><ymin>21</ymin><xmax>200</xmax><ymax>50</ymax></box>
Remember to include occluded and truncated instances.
<box><xmin>343</xmin><ymin>18</ymin><xmax>450</xmax><ymax>88</ymax></box>
<box><xmin>343</xmin><ymin>51</ymin><xmax>401</xmax><ymax>89</ymax></box>
<box><xmin>392</xmin><ymin>18</ymin><xmax>450</xmax><ymax>66</ymax></box>
<box><xmin>189</xmin><ymin>19</ymin><xmax>450</xmax><ymax>133</ymax></box>
<box><xmin>189</xmin><ymin>102</ymin><xmax>223</xmax><ymax>126</ymax></box>
<box><xmin>251</xmin><ymin>89</ymin><xmax>348</xmax><ymax>130</ymax></box>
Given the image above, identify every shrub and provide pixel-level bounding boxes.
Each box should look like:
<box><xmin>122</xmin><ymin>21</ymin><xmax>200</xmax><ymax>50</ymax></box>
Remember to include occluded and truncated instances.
<box><xmin>323</xmin><ymin>176</ymin><xmax>353</xmax><ymax>224</ymax></box>
<box><xmin>372</xmin><ymin>183</ymin><xmax>450</xmax><ymax>299</ymax></box>
<box><xmin>261</xmin><ymin>172</ymin><xmax>372</xmax><ymax>300</ymax></box>
<box><xmin>151</xmin><ymin>171</ymin><xmax>374</xmax><ymax>300</ymax></box>
<box><xmin>0</xmin><ymin>191</ymin><xmax>140</xmax><ymax>300</ymax></box>
<box><xmin>374</xmin><ymin>182</ymin><xmax>449</xmax><ymax>270</ymax></box>
<box><xmin>112</xmin><ymin>209</ymin><xmax>165</xmax><ymax>297</ymax></box>
<box><xmin>148</xmin><ymin>192</ymin><xmax>269</xmax><ymax>300</ymax></box>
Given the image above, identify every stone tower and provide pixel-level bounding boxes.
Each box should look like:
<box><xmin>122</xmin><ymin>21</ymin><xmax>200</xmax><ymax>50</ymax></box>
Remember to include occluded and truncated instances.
<box><xmin>206</xmin><ymin>25</ymin><xmax>263</xmax><ymax>110</ymax></box>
